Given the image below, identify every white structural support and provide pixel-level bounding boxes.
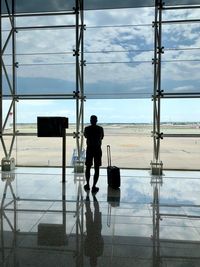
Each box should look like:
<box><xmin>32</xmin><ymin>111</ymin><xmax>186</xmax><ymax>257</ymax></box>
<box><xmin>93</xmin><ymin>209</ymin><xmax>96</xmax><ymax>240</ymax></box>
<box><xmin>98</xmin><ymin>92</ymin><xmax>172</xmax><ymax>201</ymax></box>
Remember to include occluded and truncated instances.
<box><xmin>151</xmin><ymin>0</ymin><xmax>164</xmax><ymax>175</ymax></box>
<box><xmin>0</xmin><ymin>0</ymin><xmax>17</xmax><ymax>168</ymax></box>
<box><xmin>74</xmin><ymin>0</ymin><xmax>85</xmax><ymax>161</ymax></box>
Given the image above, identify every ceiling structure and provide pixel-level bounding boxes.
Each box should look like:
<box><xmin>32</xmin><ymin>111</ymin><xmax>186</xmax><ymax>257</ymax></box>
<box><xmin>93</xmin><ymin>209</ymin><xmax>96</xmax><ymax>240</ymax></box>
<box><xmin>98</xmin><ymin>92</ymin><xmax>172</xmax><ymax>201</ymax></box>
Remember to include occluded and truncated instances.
<box><xmin>1</xmin><ymin>0</ymin><xmax>200</xmax><ymax>15</ymax></box>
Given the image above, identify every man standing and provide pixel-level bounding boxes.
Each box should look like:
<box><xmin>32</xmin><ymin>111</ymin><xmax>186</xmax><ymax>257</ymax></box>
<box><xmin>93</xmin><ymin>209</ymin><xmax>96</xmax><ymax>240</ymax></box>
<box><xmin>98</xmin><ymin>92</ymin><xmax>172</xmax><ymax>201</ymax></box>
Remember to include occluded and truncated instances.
<box><xmin>84</xmin><ymin>115</ymin><xmax>104</xmax><ymax>193</ymax></box>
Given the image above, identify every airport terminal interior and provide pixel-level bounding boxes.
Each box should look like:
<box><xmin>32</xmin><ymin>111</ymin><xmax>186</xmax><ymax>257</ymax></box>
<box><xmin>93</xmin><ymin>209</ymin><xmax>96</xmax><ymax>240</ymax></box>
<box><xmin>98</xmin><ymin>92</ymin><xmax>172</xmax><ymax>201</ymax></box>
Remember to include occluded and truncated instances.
<box><xmin>1</xmin><ymin>0</ymin><xmax>200</xmax><ymax>266</ymax></box>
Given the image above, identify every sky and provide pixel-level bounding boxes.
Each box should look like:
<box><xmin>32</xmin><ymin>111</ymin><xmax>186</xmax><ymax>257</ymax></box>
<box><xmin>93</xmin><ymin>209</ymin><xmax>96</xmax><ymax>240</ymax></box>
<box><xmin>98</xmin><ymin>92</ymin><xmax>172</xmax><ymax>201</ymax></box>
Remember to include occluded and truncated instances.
<box><xmin>2</xmin><ymin>7</ymin><xmax>200</xmax><ymax>123</ymax></box>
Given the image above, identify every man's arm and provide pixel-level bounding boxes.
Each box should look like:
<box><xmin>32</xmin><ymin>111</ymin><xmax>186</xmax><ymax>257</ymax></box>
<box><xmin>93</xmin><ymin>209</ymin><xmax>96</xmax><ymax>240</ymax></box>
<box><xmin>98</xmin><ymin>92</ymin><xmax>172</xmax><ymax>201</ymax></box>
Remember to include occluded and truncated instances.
<box><xmin>101</xmin><ymin>127</ymin><xmax>104</xmax><ymax>140</ymax></box>
<box><xmin>84</xmin><ymin>127</ymin><xmax>87</xmax><ymax>138</ymax></box>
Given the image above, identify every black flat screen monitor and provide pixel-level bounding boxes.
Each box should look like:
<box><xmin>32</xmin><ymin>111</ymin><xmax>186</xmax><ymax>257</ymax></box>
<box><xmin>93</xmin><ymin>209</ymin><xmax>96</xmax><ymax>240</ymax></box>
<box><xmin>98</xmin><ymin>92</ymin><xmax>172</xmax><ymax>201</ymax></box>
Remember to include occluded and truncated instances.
<box><xmin>37</xmin><ymin>117</ymin><xmax>68</xmax><ymax>137</ymax></box>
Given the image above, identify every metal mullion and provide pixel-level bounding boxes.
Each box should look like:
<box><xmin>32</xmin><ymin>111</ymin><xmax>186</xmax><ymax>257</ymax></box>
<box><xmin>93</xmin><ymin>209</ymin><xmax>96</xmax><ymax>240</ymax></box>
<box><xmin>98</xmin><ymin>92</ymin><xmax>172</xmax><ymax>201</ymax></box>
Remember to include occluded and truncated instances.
<box><xmin>2</xmin><ymin>98</ymin><xmax>14</xmax><ymax>131</ymax></box>
<box><xmin>78</xmin><ymin>101</ymin><xmax>82</xmax><ymax>125</ymax></box>
<box><xmin>163</xmin><ymin>92</ymin><xmax>200</xmax><ymax>96</ymax></box>
<box><xmin>79</xmin><ymin>3</ymin><xmax>84</xmax><ymax>154</ymax></box>
<box><xmin>162</xmin><ymin>19</ymin><xmax>200</xmax><ymax>24</ymax></box>
<box><xmin>2</xmin><ymin>212</ymin><xmax>15</xmax><ymax>231</ymax></box>
<box><xmin>2</xmin><ymin>11</ymin><xmax>76</xmax><ymax>18</ymax></box>
<box><xmin>79</xmin><ymin>101</ymin><xmax>84</xmax><ymax>150</ymax></box>
<box><xmin>0</xmin><ymin>0</ymin><xmax>2</xmax><ymax>137</ymax></box>
<box><xmin>152</xmin><ymin>1</ymin><xmax>162</xmax><ymax>166</ymax></box>
<box><xmin>75</xmin><ymin>0</ymin><xmax>81</xmax><ymax>157</ymax></box>
<box><xmin>0</xmin><ymin>137</ymin><xmax>8</xmax><ymax>158</ymax></box>
<box><xmin>2</xmin><ymin>60</ymin><xmax>14</xmax><ymax>94</ymax></box>
<box><xmin>164</xmin><ymin>134</ymin><xmax>200</xmax><ymax>138</ymax></box>
<box><xmin>153</xmin><ymin>138</ymin><xmax>157</xmax><ymax>161</ymax></box>
<box><xmin>4</xmin><ymin>0</ymin><xmax>14</xmax><ymax>28</ymax></box>
<box><xmin>156</xmin><ymin>2</ymin><xmax>163</xmax><ymax>163</ymax></box>
<box><xmin>160</xmin><ymin>213</ymin><xmax>200</xmax><ymax>219</ymax></box>
<box><xmin>11</xmin><ymin>1</ymin><xmax>16</xmax><ymax>136</ymax></box>
<box><xmin>155</xmin><ymin>139</ymin><xmax>160</xmax><ymax>161</ymax></box>
<box><xmin>154</xmin><ymin>103</ymin><xmax>159</xmax><ymax>126</ymax></box>
<box><xmin>77</xmin><ymin>27</ymin><xmax>81</xmax><ymax>48</ymax></box>
<box><xmin>16</xmin><ymin>25</ymin><xmax>77</xmax><ymax>30</ymax></box>
<box><xmin>77</xmin><ymin>61</ymin><xmax>81</xmax><ymax>86</ymax></box>
<box><xmin>153</xmin><ymin>5</ymin><xmax>158</xmax><ymax>133</ymax></box>
<box><xmin>3</xmin><ymin>132</ymin><xmax>74</xmax><ymax>136</ymax></box>
<box><xmin>7</xmin><ymin>93</ymin><xmax>75</xmax><ymax>97</ymax></box>
<box><xmin>2</xmin><ymin>28</ymin><xmax>13</xmax><ymax>54</ymax></box>
<box><xmin>4</xmin><ymin>0</ymin><xmax>17</xmax><ymax>160</ymax></box>
<box><xmin>154</xmin><ymin>101</ymin><xmax>159</xmax><ymax>161</ymax></box>
<box><xmin>8</xmin><ymin>135</ymin><xmax>15</xmax><ymax>158</ymax></box>
<box><xmin>163</xmin><ymin>95</ymin><xmax>200</xmax><ymax>99</ymax></box>
<box><xmin>163</xmin><ymin>5</ymin><xmax>200</xmax><ymax>10</ymax></box>
<box><xmin>3</xmin><ymin>95</ymin><xmax>76</xmax><ymax>100</ymax></box>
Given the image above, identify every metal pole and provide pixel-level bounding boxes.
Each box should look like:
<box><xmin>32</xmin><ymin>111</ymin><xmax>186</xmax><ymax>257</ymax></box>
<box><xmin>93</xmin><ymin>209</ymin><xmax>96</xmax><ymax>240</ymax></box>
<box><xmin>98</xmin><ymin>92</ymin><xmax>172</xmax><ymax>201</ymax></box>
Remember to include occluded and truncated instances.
<box><xmin>16</xmin><ymin>24</ymin><xmax>78</xmax><ymax>30</ymax></box>
<box><xmin>75</xmin><ymin>0</ymin><xmax>80</xmax><ymax>158</ymax></box>
<box><xmin>162</xmin><ymin>18</ymin><xmax>200</xmax><ymax>24</ymax></box>
<box><xmin>151</xmin><ymin>0</ymin><xmax>163</xmax><ymax>175</ymax></box>
<box><xmin>0</xmin><ymin>0</ymin><xmax>3</xmax><ymax>137</ymax></box>
<box><xmin>8</xmin><ymin>0</ymin><xmax>16</xmax><ymax>159</ymax></box>
<box><xmin>80</xmin><ymin>0</ymin><xmax>85</xmax><ymax>152</ymax></box>
<box><xmin>2</xmin><ymin>11</ymin><xmax>76</xmax><ymax>18</ymax></box>
<box><xmin>163</xmin><ymin>6</ymin><xmax>200</xmax><ymax>10</ymax></box>
<box><xmin>62</xmin><ymin>183</ymin><xmax>66</xmax><ymax>229</ymax></box>
<box><xmin>152</xmin><ymin>4</ymin><xmax>158</xmax><ymax>162</ymax></box>
<box><xmin>62</xmin><ymin>129</ymin><xmax>66</xmax><ymax>183</ymax></box>
<box><xmin>156</xmin><ymin>1</ymin><xmax>162</xmax><ymax>162</ymax></box>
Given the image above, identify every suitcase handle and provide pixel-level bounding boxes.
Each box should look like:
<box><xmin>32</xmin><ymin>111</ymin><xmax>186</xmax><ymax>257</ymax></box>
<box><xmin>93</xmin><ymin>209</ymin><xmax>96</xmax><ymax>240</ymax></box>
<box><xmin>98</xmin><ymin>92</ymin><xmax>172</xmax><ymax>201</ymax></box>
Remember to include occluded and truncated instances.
<box><xmin>107</xmin><ymin>145</ymin><xmax>112</xmax><ymax>167</ymax></box>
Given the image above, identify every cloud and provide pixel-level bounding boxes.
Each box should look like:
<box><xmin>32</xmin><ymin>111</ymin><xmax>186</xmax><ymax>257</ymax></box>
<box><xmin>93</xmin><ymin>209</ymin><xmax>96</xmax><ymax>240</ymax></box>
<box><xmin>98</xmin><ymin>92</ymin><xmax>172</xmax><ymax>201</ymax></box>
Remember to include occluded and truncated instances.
<box><xmin>173</xmin><ymin>85</ymin><xmax>195</xmax><ymax>92</ymax></box>
<box><xmin>3</xmin><ymin>7</ymin><xmax>200</xmax><ymax>103</ymax></box>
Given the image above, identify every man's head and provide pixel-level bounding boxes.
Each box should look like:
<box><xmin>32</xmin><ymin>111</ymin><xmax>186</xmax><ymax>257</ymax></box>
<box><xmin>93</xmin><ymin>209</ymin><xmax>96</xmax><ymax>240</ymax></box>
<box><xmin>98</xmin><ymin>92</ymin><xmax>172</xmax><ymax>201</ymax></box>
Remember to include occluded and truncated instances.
<box><xmin>90</xmin><ymin>115</ymin><xmax>97</xmax><ymax>125</ymax></box>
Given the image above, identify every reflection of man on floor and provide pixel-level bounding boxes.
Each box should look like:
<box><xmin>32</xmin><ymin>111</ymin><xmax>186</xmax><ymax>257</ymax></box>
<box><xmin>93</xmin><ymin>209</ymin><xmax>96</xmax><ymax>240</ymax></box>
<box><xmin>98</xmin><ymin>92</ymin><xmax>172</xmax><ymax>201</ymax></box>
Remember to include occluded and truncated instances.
<box><xmin>84</xmin><ymin>195</ymin><xmax>104</xmax><ymax>267</ymax></box>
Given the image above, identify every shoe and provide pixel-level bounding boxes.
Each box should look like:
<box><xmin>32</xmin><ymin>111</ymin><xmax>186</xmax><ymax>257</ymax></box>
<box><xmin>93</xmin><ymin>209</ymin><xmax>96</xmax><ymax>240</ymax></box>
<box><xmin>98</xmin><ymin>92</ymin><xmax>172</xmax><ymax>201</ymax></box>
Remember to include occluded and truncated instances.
<box><xmin>92</xmin><ymin>186</ymin><xmax>99</xmax><ymax>194</ymax></box>
<box><xmin>84</xmin><ymin>184</ymin><xmax>90</xmax><ymax>191</ymax></box>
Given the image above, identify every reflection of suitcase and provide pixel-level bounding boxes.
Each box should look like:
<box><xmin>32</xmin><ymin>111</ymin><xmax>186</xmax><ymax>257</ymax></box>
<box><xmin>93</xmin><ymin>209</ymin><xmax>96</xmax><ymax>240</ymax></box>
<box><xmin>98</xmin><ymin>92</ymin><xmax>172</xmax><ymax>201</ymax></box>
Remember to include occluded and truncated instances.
<box><xmin>107</xmin><ymin>145</ymin><xmax>120</xmax><ymax>189</ymax></box>
<box><xmin>107</xmin><ymin>186</ymin><xmax>121</xmax><ymax>207</ymax></box>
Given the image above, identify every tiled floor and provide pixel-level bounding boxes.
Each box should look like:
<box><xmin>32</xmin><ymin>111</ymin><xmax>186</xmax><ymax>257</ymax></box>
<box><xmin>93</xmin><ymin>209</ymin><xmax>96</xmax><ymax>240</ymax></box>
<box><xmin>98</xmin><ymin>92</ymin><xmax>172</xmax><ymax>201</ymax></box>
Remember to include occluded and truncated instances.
<box><xmin>1</xmin><ymin>167</ymin><xmax>200</xmax><ymax>266</ymax></box>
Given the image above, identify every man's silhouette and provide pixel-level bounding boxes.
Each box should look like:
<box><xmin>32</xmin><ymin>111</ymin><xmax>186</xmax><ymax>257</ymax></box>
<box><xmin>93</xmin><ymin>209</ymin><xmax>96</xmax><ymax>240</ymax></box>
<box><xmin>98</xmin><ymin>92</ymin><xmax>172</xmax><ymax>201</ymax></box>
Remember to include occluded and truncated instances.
<box><xmin>84</xmin><ymin>115</ymin><xmax>104</xmax><ymax>194</ymax></box>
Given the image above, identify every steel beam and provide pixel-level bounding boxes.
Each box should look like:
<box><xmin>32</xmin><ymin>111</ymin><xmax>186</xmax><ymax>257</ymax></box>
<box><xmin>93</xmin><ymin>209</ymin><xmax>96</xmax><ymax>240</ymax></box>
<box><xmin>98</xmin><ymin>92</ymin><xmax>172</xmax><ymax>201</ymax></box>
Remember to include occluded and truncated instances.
<box><xmin>151</xmin><ymin>0</ymin><xmax>163</xmax><ymax>175</ymax></box>
<box><xmin>74</xmin><ymin>0</ymin><xmax>85</xmax><ymax>164</ymax></box>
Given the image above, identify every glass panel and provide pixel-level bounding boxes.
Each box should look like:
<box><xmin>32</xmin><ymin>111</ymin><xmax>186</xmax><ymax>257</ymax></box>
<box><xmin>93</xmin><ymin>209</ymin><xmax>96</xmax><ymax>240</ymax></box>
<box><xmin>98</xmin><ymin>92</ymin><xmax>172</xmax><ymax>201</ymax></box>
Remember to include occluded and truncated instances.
<box><xmin>160</xmin><ymin>137</ymin><xmax>200</xmax><ymax>170</ymax></box>
<box><xmin>16</xmin><ymin>65</ymin><xmax>75</xmax><ymax>95</ymax></box>
<box><xmin>15</xmin><ymin>29</ymin><xmax>75</xmax><ymax>96</ymax></box>
<box><xmin>162</xmin><ymin>61</ymin><xmax>200</xmax><ymax>94</ymax></box>
<box><xmin>163</xmin><ymin>7</ymin><xmax>200</xmax><ymax>21</ymax></box>
<box><xmin>16</xmin><ymin>136</ymin><xmax>76</xmax><ymax>166</ymax></box>
<box><xmin>16</xmin><ymin>100</ymin><xmax>76</xmax><ymax>125</ymax></box>
<box><xmin>163</xmin><ymin>23</ymin><xmax>200</xmax><ymax>50</ymax></box>
<box><xmin>84</xmin><ymin>14</ymin><xmax>154</xmax><ymax>99</ymax></box>
<box><xmin>101</xmin><ymin>126</ymin><xmax>152</xmax><ymax>168</ymax></box>
<box><xmin>16</xmin><ymin>15</ymin><xmax>75</xmax><ymax>27</ymax></box>
<box><xmin>85</xmin><ymin>62</ymin><xmax>153</xmax><ymax>99</ymax></box>
<box><xmin>13</xmin><ymin>99</ymin><xmax>76</xmax><ymax>166</ymax></box>
<box><xmin>16</xmin><ymin>29</ymin><xmax>75</xmax><ymax>54</ymax></box>
<box><xmin>0</xmin><ymin>135</ymin><xmax>17</xmax><ymax>159</ymax></box>
<box><xmin>161</xmin><ymin>99</ymin><xmax>200</xmax><ymax>134</ymax></box>
<box><xmin>84</xmin><ymin>99</ymin><xmax>153</xmax><ymax>168</ymax></box>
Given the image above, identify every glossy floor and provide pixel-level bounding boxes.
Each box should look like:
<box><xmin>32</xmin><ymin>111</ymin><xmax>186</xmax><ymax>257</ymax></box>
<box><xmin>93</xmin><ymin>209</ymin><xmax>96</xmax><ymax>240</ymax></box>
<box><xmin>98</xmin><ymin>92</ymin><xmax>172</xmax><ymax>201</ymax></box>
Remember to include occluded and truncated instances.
<box><xmin>1</xmin><ymin>168</ymin><xmax>200</xmax><ymax>267</ymax></box>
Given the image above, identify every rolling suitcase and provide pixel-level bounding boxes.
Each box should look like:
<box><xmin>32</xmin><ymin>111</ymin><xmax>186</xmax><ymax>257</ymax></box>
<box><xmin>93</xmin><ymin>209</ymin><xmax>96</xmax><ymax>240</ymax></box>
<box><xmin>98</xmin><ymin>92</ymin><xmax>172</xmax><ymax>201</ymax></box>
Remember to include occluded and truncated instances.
<box><xmin>107</xmin><ymin>145</ymin><xmax>120</xmax><ymax>189</ymax></box>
